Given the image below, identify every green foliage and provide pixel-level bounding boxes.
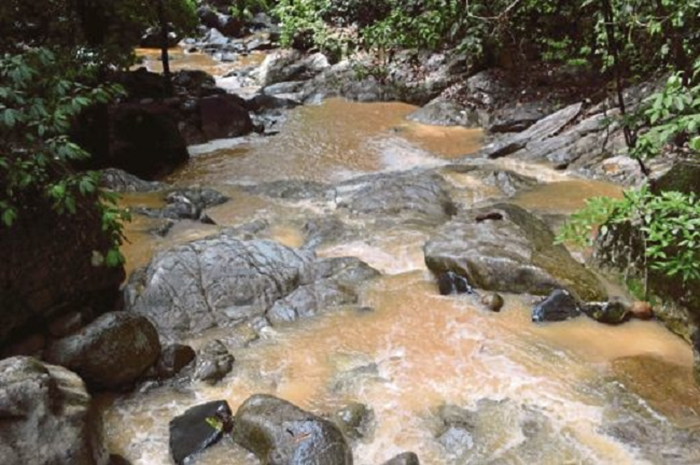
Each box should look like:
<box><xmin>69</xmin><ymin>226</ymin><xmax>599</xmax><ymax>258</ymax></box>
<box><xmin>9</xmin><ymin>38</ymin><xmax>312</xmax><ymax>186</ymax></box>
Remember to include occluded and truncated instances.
<box><xmin>231</xmin><ymin>0</ymin><xmax>274</xmax><ymax>20</ymax></box>
<box><xmin>0</xmin><ymin>48</ymin><xmax>129</xmax><ymax>265</ymax></box>
<box><xmin>632</xmin><ymin>62</ymin><xmax>700</xmax><ymax>160</ymax></box>
<box><xmin>558</xmin><ymin>187</ymin><xmax>700</xmax><ymax>284</ymax></box>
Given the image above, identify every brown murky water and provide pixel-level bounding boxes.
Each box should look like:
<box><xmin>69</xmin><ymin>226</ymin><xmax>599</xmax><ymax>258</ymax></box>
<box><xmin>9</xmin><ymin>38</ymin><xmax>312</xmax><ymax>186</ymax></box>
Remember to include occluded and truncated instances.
<box><xmin>106</xmin><ymin>52</ymin><xmax>699</xmax><ymax>465</ymax></box>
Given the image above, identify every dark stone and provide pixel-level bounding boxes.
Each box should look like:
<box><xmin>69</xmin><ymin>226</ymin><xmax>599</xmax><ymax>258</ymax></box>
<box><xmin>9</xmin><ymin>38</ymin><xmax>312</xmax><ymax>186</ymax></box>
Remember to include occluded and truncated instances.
<box><xmin>199</xmin><ymin>94</ymin><xmax>254</xmax><ymax>140</ymax></box>
<box><xmin>331</xmin><ymin>402</ymin><xmax>375</xmax><ymax>441</ymax></box>
<box><xmin>406</xmin><ymin>98</ymin><xmax>479</xmax><ymax>127</ymax></box>
<box><xmin>654</xmin><ymin>161</ymin><xmax>700</xmax><ymax>197</ymax></box>
<box><xmin>193</xmin><ymin>340</ymin><xmax>234</xmax><ymax>384</ymax></box>
<box><xmin>153</xmin><ymin>344</ymin><xmax>196</xmax><ymax>379</ymax></box>
<box><xmin>532</xmin><ymin>289</ymin><xmax>581</xmax><ymax>322</ymax></box>
<box><xmin>117</xmin><ymin>68</ymin><xmax>167</xmax><ymax>100</ymax></box>
<box><xmin>581</xmin><ymin>300</ymin><xmax>630</xmax><ymax>325</ymax></box>
<box><xmin>46</xmin><ymin>312</ymin><xmax>161</xmax><ymax>389</ymax></box>
<box><xmin>381</xmin><ymin>452</ymin><xmax>420</xmax><ymax>465</ymax></box>
<box><xmin>74</xmin><ymin>103</ymin><xmax>189</xmax><ymax>180</ymax></box>
<box><xmin>232</xmin><ymin>394</ymin><xmax>353</xmax><ymax>465</ymax></box>
<box><xmin>137</xmin><ymin>187</ymin><xmax>228</xmax><ymax>222</ymax></box>
<box><xmin>172</xmin><ymin>70</ymin><xmax>222</xmax><ymax>98</ymax></box>
<box><xmin>0</xmin><ymin>357</ymin><xmax>109</xmax><ymax>465</ymax></box>
<box><xmin>169</xmin><ymin>400</ymin><xmax>233</xmax><ymax>465</ymax></box>
<box><xmin>481</xmin><ymin>293</ymin><xmax>505</xmax><ymax>312</ymax></box>
<box><xmin>437</xmin><ymin>271</ymin><xmax>473</xmax><ymax>295</ymax></box>
<box><xmin>108</xmin><ymin>455</ymin><xmax>132</xmax><ymax>465</ymax></box>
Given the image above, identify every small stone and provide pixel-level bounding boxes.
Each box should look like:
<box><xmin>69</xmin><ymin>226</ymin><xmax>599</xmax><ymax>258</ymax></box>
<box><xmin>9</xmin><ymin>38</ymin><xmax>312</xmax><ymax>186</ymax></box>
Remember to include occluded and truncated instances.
<box><xmin>532</xmin><ymin>289</ymin><xmax>581</xmax><ymax>322</ymax></box>
<box><xmin>194</xmin><ymin>340</ymin><xmax>234</xmax><ymax>384</ymax></box>
<box><xmin>481</xmin><ymin>293</ymin><xmax>505</xmax><ymax>312</ymax></box>
<box><xmin>581</xmin><ymin>300</ymin><xmax>630</xmax><ymax>325</ymax></box>
<box><xmin>630</xmin><ymin>301</ymin><xmax>653</xmax><ymax>320</ymax></box>
<box><xmin>331</xmin><ymin>402</ymin><xmax>375</xmax><ymax>441</ymax></box>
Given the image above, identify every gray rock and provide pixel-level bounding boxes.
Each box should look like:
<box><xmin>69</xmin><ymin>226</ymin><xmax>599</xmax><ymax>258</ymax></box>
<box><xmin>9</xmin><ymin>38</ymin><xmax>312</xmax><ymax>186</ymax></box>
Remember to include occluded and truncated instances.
<box><xmin>137</xmin><ymin>187</ymin><xmax>228</xmax><ymax>222</ymax></box>
<box><xmin>424</xmin><ymin>203</ymin><xmax>607</xmax><ymax>301</ymax></box>
<box><xmin>100</xmin><ymin>168</ymin><xmax>165</xmax><ymax>193</ymax></box>
<box><xmin>381</xmin><ymin>452</ymin><xmax>420</xmax><ymax>465</ymax></box>
<box><xmin>256</xmin><ymin>50</ymin><xmax>329</xmax><ymax>86</ymax></box>
<box><xmin>151</xmin><ymin>344</ymin><xmax>196</xmax><ymax>379</ymax></box>
<box><xmin>337</xmin><ymin>172</ymin><xmax>457</xmax><ymax>224</ymax></box>
<box><xmin>532</xmin><ymin>289</ymin><xmax>581</xmax><ymax>322</ymax></box>
<box><xmin>193</xmin><ymin>340</ymin><xmax>234</xmax><ymax>384</ymax></box>
<box><xmin>169</xmin><ymin>400</ymin><xmax>233</xmax><ymax>465</ymax></box>
<box><xmin>407</xmin><ymin>98</ymin><xmax>479</xmax><ymax>127</ymax></box>
<box><xmin>199</xmin><ymin>94</ymin><xmax>254</xmax><ymax>140</ymax></box>
<box><xmin>245</xmin><ymin>179</ymin><xmax>329</xmax><ymax>200</ymax></box>
<box><xmin>0</xmin><ymin>357</ymin><xmax>109</xmax><ymax>465</ymax></box>
<box><xmin>232</xmin><ymin>394</ymin><xmax>353</xmax><ymax>465</ymax></box>
<box><xmin>46</xmin><ymin>312</ymin><xmax>161</xmax><ymax>389</ymax></box>
<box><xmin>489</xmin><ymin>102</ymin><xmax>555</xmax><ymax>133</ymax></box>
<box><xmin>124</xmin><ymin>236</ymin><xmax>314</xmax><ymax>339</ymax></box>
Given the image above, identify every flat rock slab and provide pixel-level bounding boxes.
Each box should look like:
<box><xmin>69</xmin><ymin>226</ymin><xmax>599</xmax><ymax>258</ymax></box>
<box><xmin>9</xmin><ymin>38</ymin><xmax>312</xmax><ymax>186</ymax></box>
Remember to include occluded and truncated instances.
<box><xmin>424</xmin><ymin>203</ymin><xmax>606</xmax><ymax>301</ymax></box>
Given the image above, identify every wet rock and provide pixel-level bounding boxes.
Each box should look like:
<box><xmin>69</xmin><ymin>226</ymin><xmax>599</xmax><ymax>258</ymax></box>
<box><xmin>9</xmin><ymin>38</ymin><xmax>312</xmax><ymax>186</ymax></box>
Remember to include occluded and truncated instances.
<box><xmin>232</xmin><ymin>394</ymin><xmax>353</xmax><ymax>465</ymax></box>
<box><xmin>108</xmin><ymin>454</ymin><xmax>132</xmax><ymax>465</ymax></box>
<box><xmin>437</xmin><ymin>271</ymin><xmax>472</xmax><ymax>295</ymax></box>
<box><xmin>331</xmin><ymin>402</ymin><xmax>375</xmax><ymax>442</ymax></box>
<box><xmin>381</xmin><ymin>452</ymin><xmax>420</xmax><ymax>465</ymax></box>
<box><xmin>198</xmin><ymin>7</ymin><xmax>245</xmax><ymax>38</ymax></box>
<box><xmin>581</xmin><ymin>299</ymin><xmax>630</xmax><ymax>325</ymax></box>
<box><xmin>267</xmin><ymin>257</ymin><xmax>379</xmax><ymax>326</ymax></box>
<box><xmin>337</xmin><ymin>172</ymin><xmax>457</xmax><ymax>224</ymax></box>
<box><xmin>193</xmin><ymin>340</ymin><xmax>234</xmax><ymax>384</ymax></box>
<box><xmin>532</xmin><ymin>289</ymin><xmax>581</xmax><ymax>322</ymax></box>
<box><xmin>489</xmin><ymin>102</ymin><xmax>554</xmax><ymax>133</ymax></box>
<box><xmin>172</xmin><ymin>70</ymin><xmax>222</xmax><ymax>98</ymax></box>
<box><xmin>137</xmin><ymin>187</ymin><xmax>228</xmax><ymax>222</ymax></box>
<box><xmin>301</xmin><ymin>62</ymin><xmax>399</xmax><ymax>103</ymax></box>
<box><xmin>256</xmin><ymin>50</ymin><xmax>329</xmax><ymax>87</ymax></box>
<box><xmin>630</xmin><ymin>301</ymin><xmax>653</xmax><ymax>320</ymax></box>
<box><xmin>152</xmin><ymin>344</ymin><xmax>196</xmax><ymax>379</ymax></box>
<box><xmin>425</xmin><ymin>203</ymin><xmax>606</xmax><ymax>301</ymax></box>
<box><xmin>386</xmin><ymin>50</ymin><xmax>468</xmax><ymax>105</ymax></box>
<box><xmin>46</xmin><ymin>312</ymin><xmax>161</xmax><ymax>389</ymax></box>
<box><xmin>169</xmin><ymin>400</ymin><xmax>233</xmax><ymax>465</ymax></box>
<box><xmin>0</xmin><ymin>357</ymin><xmax>109</xmax><ymax>465</ymax></box>
<box><xmin>100</xmin><ymin>168</ymin><xmax>165</xmax><ymax>193</ymax></box>
<box><xmin>655</xmin><ymin>160</ymin><xmax>700</xmax><ymax>196</ymax></box>
<box><xmin>406</xmin><ymin>98</ymin><xmax>479</xmax><ymax>127</ymax></box>
<box><xmin>435</xmin><ymin>404</ymin><xmax>476</xmax><ymax>457</ymax></box>
<box><xmin>245</xmin><ymin>179</ymin><xmax>329</xmax><ymax>200</ymax></box>
<box><xmin>199</xmin><ymin>94</ymin><xmax>254</xmax><ymax>140</ymax></box>
<box><xmin>480</xmin><ymin>169</ymin><xmax>538</xmax><ymax>197</ymax></box>
<box><xmin>262</xmin><ymin>80</ymin><xmax>308</xmax><ymax>97</ymax></box>
<box><xmin>245</xmin><ymin>93</ymin><xmax>301</xmax><ymax>113</ymax></box>
<box><xmin>124</xmin><ymin>236</ymin><xmax>314</xmax><ymax>339</ymax></box>
<box><xmin>481</xmin><ymin>293</ymin><xmax>505</xmax><ymax>312</ymax></box>
<box><xmin>75</xmin><ymin>102</ymin><xmax>189</xmax><ymax>179</ymax></box>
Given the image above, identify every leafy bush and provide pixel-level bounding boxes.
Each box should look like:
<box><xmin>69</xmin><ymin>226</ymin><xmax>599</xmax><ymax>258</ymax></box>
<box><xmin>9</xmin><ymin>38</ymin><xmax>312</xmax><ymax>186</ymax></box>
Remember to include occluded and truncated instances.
<box><xmin>558</xmin><ymin>187</ymin><xmax>700</xmax><ymax>284</ymax></box>
<box><xmin>0</xmin><ymin>49</ymin><xmax>129</xmax><ymax>266</ymax></box>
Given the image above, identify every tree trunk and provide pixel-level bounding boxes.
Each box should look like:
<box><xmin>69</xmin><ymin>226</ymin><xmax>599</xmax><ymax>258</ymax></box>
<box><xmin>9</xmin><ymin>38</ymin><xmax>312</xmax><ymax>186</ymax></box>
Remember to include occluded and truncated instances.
<box><xmin>157</xmin><ymin>0</ymin><xmax>173</xmax><ymax>96</ymax></box>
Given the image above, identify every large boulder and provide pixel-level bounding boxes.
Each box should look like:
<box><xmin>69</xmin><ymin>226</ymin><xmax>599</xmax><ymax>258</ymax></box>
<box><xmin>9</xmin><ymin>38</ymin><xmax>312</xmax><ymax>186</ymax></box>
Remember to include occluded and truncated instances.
<box><xmin>199</xmin><ymin>94</ymin><xmax>254</xmax><ymax>140</ymax></box>
<box><xmin>0</xmin><ymin>195</ymin><xmax>124</xmax><ymax>349</ymax></box>
<box><xmin>406</xmin><ymin>98</ymin><xmax>479</xmax><ymax>127</ymax></box>
<box><xmin>336</xmin><ymin>172</ymin><xmax>457</xmax><ymax>224</ymax></box>
<box><xmin>232</xmin><ymin>394</ymin><xmax>353</xmax><ymax>464</ymax></box>
<box><xmin>0</xmin><ymin>357</ymin><xmax>109</xmax><ymax>465</ymax></box>
<box><xmin>124</xmin><ymin>236</ymin><xmax>315</xmax><ymax>339</ymax></box>
<box><xmin>424</xmin><ymin>203</ymin><xmax>607</xmax><ymax>300</ymax></box>
<box><xmin>75</xmin><ymin>103</ymin><xmax>189</xmax><ymax>179</ymax></box>
<box><xmin>45</xmin><ymin>312</ymin><xmax>161</xmax><ymax>389</ymax></box>
<box><xmin>256</xmin><ymin>50</ymin><xmax>330</xmax><ymax>87</ymax></box>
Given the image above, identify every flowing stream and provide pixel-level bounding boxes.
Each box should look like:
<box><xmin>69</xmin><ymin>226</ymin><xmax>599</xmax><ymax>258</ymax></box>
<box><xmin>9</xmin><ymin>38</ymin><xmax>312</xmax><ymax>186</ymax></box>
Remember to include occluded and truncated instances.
<box><xmin>102</xmin><ymin>49</ymin><xmax>700</xmax><ymax>465</ymax></box>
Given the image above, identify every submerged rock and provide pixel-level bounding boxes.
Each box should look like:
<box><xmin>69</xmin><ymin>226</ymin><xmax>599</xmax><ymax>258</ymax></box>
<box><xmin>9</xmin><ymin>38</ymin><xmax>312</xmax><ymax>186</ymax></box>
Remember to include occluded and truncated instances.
<box><xmin>381</xmin><ymin>452</ymin><xmax>420</xmax><ymax>465</ymax></box>
<box><xmin>137</xmin><ymin>187</ymin><xmax>228</xmax><ymax>222</ymax></box>
<box><xmin>331</xmin><ymin>402</ymin><xmax>375</xmax><ymax>442</ymax></box>
<box><xmin>481</xmin><ymin>293</ymin><xmax>505</xmax><ymax>312</ymax></box>
<box><xmin>232</xmin><ymin>394</ymin><xmax>353</xmax><ymax>465</ymax></box>
<box><xmin>0</xmin><ymin>357</ymin><xmax>109</xmax><ymax>465</ymax></box>
<box><xmin>425</xmin><ymin>203</ymin><xmax>606</xmax><ymax>301</ymax></box>
<box><xmin>169</xmin><ymin>400</ymin><xmax>233</xmax><ymax>465</ymax></box>
<box><xmin>193</xmin><ymin>340</ymin><xmax>234</xmax><ymax>384</ymax></box>
<box><xmin>581</xmin><ymin>299</ymin><xmax>630</xmax><ymax>325</ymax></box>
<box><xmin>46</xmin><ymin>312</ymin><xmax>161</xmax><ymax>389</ymax></box>
<box><xmin>532</xmin><ymin>289</ymin><xmax>581</xmax><ymax>322</ymax></box>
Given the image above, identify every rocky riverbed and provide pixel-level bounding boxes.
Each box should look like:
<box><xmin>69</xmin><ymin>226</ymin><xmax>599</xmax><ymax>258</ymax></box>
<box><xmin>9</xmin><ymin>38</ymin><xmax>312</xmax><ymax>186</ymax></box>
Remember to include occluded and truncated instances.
<box><xmin>2</xmin><ymin>9</ymin><xmax>699</xmax><ymax>465</ymax></box>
